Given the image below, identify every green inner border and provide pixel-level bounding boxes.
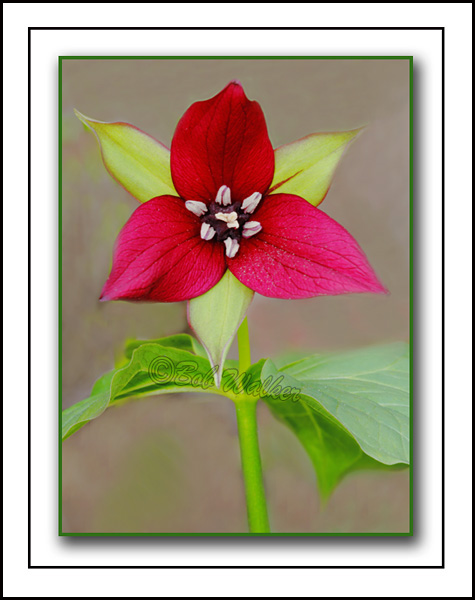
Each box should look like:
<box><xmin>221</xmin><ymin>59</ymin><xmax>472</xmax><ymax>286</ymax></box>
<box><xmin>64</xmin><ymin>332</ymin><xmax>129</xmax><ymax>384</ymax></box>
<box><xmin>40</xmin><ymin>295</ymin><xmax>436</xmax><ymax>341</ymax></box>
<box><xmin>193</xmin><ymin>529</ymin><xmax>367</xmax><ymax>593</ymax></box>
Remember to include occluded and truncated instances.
<box><xmin>59</xmin><ymin>55</ymin><xmax>413</xmax><ymax>538</ymax></box>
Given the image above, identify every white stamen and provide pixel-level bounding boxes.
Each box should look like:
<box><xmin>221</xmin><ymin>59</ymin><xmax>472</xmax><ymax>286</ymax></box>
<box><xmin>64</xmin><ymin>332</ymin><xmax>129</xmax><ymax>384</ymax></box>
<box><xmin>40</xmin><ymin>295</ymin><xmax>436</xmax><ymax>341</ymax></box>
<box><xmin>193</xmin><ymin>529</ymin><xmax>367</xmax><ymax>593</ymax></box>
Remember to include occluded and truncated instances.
<box><xmin>215</xmin><ymin>185</ymin><xmax>232</xmax><ymax>206</ymax></box>
<box><xmin>224</xmin><ymin>237</ymin><xmax>240</xmax><ymax>258</ymax></box>
<box><xmin>215</xmin><ymin>211</ymin><xmax>239</xmax><ymax>229</ymax></box>
<box><xmin>200</xmin><ymin>222</ymin><xmax>216</xmax><ymax>241</ymax></box>
<box><xmin>242</xmin><ymin>221</ymin><xmax>262</xmax><ymax>238</ymax></box>
<box><xmin>241</xmin><ymin>192</ymin><xmax>262</xmax><ymax>214</ymax></box>
<box><xmin>185</xmin><ymin>200</ymin><xmax>208</xmax><ymax>217</ymax></box>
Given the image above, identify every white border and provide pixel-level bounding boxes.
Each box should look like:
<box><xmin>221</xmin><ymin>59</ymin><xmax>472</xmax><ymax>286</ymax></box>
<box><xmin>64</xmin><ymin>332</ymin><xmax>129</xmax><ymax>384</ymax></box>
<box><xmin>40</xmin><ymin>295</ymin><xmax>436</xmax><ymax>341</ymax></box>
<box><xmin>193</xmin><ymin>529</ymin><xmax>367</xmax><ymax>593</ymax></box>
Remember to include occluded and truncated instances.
<box><xmin>4</xmin><ymin>3</ymin><xmax>472</xmax><ymax>597</ymax></box>
<box><xmin>34</xmin><ymin>25</ymin><xmax>443</xmax><ymax>567</ymax></box>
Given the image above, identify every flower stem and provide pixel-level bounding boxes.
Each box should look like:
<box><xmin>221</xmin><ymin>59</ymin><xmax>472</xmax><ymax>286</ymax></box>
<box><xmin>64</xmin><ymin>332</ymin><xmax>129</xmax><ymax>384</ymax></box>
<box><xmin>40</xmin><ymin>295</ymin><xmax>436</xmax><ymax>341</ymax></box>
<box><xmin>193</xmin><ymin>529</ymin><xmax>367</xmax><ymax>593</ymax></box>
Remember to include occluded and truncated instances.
<box><xmin>237</xmin><ymin>316</ymin><xmax>252</xmax><ymax>374</ymax></box>
<box><xmin>234</xmin><ymin>318</ymin><xmax>270</xmax><ymax>533</ymax></box>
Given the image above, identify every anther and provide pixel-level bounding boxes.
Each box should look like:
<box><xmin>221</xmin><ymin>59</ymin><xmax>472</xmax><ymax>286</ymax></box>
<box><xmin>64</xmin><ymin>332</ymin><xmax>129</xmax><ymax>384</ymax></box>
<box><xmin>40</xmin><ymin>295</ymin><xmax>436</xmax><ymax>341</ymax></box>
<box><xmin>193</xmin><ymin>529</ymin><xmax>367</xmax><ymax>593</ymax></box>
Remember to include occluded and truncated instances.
<box><xmin>215</xmin><ymin>185</ymin><xmax>232</xmax><ymax>206</ymax></box>
<box><xmin>242</xmin><ymin>221</ymin><xmax>262</xmax><ymax>238</ymax></box>
<box><xmin>200</xmin><ymin>222</ymin><xmax>216</xmax><ymax>241</ymax></box>
<box><xmin>241</xmin><ymin>192</ymin><xmax>262</xmax><ymax>214</ymax></box>
<box><xmin>185</xmin><ymin>200</ymin><xmax>208</xmax><ymax>217</ymax></box>
<box><xmin>224</xmin><ymin>237</ymin><xmax>240</xmax><ymax>258</ymax></box>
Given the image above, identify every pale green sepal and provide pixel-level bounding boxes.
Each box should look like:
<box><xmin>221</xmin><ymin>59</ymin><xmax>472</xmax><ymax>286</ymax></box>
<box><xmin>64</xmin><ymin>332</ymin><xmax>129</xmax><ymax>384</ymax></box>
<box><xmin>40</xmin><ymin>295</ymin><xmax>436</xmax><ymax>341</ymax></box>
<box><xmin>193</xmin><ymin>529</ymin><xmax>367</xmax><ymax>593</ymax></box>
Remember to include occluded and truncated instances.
<box><xmin>271</xmin><ymin>129</ymin><xmax>363</xmax><ymax>206</ymax></box>
<box><xmin>187</xmin><ymin>271</ymin><xmax>254</xmax><ymax>389</ymax></box>
<box><xmin>74</xmin><ymin>109</ymin><xmax>176</xmax><ymax>202</ymax></box>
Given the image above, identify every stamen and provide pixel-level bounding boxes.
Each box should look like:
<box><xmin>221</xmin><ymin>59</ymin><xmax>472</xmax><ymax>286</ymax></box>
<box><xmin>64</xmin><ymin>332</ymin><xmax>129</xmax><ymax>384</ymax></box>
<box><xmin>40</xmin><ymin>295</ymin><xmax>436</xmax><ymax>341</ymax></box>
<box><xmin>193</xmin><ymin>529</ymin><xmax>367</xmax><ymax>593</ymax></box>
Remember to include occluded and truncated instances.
<box><xmin>185</xmin><ymin>200</ymin><xmax>208</xmax><ymax>217</ymax></box>
<box><xmin>200</xmin><ymin>222</ymin><xmax>216</xmax><ymax>241</ymax></box>
<box><xmin>224</xmin><ymin>237</ymin><xmax>240</xmax><ymax>258</ymax></box>
<box><xmin>215</xmin><ymin>185</ymin><xmax>232</xmax><ymax>206</ymax></box>
<box><xmin>242</xmin><ymin>221</ymin><xmax>262</xmax><ymax>238</ymax></box>
<box><xmin>215</xmin><ymin>211</ymin><xmax>239</xmax><ymax>229</ymax></box>
<box><xmin>241</xmin><ymin>192</ymin><xmax>262</xmax><ymax>214</ymax></box>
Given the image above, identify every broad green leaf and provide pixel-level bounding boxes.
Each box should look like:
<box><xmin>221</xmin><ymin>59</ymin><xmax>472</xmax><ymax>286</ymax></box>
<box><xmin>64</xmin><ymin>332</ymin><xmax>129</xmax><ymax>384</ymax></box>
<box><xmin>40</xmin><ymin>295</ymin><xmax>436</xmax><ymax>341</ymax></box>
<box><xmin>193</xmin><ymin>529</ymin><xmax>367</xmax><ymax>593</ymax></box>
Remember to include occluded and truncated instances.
<box><xmin>113</xmin><ymin>334</ymin><xmax>207</xmax><ymax>369</ymax></box>
<box><xmin>261</xmin><ymin>362</ymin><xmax>367</xmax><ymax>499</ymax></box>
<box><xmin>271</xmin><ymin>350</ymin><xmax>315</xmax><ymax>370</ymax></box>
<box><xmin>109</xmin><ymin>344</ymin><xmax>215</xmax><ymax>403</ymax></box>
<box><xmin>62</xmin><ymin>341</ymin><xmax>219</xmax><ymax>441</ymax></box>
<box><xmin>262</xmin><ymin>343</ymin><xmax>409</xmax><ymax>464</ymax></box>
<box><xmin>187</xmin><ymin>271</ymin><xmax>254</xmax><ymax>388</ymax></box>
<box><xmin>260</xmin><ymin>343</ymin><xmax>410</xmax><ymax>498</ymax></box>
<box><xmin>280</xmin><ymin>343</ymin><xmax>410</xmax><ymax>465</ymax></box>
<box><xmin>74</xmin><ymin>109</ymin><xmax>176</xmax><ymax>202</ymax></box>
<box><xmin>62</xmin><ymin>392</ymin><xmax>110</xmax><ymax>441</ymax></box>
<box><xmin>123</xmin><ymin>333</ymin><xmax>206</xmax><ymax>360</ymax></box>
<box><xmin>271</xmin><ymin>129</ymin><xmax>362</xmax><ymax>206</ymax></box>
<box><xmin>91</xmin><ymin>369</ymin><xmax>115</xmax><ymax>395</ymax></box>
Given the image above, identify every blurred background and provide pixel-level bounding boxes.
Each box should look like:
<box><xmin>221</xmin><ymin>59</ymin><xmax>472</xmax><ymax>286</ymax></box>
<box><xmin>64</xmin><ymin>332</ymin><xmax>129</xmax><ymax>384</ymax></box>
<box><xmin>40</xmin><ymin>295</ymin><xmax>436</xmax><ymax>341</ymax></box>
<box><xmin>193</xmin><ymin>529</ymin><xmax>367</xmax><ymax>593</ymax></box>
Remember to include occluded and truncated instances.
<box><xmin>61</xmin><ymin>58</ymin><xmax>410</xmax><ymax>534</ymax></box>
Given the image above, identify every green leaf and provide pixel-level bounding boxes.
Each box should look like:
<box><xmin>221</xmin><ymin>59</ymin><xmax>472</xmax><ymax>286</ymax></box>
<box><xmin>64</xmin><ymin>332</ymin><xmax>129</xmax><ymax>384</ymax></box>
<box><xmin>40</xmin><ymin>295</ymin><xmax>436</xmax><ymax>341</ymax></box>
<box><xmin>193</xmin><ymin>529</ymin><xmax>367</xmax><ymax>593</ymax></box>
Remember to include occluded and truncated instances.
<box><xmin>281</xmin><ymin>343</ymin><xmax>410</xmax><ymax>464</ymax></box>
<box><xmin>260</xmin><ymin>343</ymin><xmax>410</xmax><ymax>499</ymax></box>
<box><xmin>91</xmin><ymin>369</ymin><xmax>115</xmax><ymax>395</ymax></box>
<box><xmin>271</xmin><ymin>350</ymin><xmax>316</xmax><ymax>370</ymax></box>
<box><xmin>271</xmin><ymin>129</ymin><xmax>363</xmax><ymax>206</ymax></box>
<box><xmin>261</xmin><ymin>368</ymin><xmax>365</xmax><ymax>499</ymax></box>
<box><xmin>62</xmin><ymin>392</ymin><xmax>110</xmax><ymax>441</ymax></box>
<box><xmin>62</xmin><ymin>341</ymin><xmax>219</xmax><ymax>441</ymax></box>
<box><xmin>123</xmin><ymin>333</ymin><xmax>206</xmax><ymax>360</ymax></box>
<box><xmin>187</xmin><ymin>271</ymin><xmax>254</xmax><ymax>388</ymax></box>
<box><xmin>74</xmin><ymin>109</ymin><xmax>176</xmax><ymax>202</ymax></box>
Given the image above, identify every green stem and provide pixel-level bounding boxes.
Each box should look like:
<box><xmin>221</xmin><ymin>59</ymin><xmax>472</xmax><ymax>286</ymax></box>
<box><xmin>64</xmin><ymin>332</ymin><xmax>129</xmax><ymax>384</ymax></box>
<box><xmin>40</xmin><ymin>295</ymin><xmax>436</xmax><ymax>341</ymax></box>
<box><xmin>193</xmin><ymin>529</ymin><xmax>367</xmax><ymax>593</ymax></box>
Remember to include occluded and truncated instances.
<box><xmin>234</xmin><ymin>318</ymin><xmax>270</xmax><ymax>533</ymax></box>
<box><xmin>237</xmin><ymin>316</ymin><xmax>252</xmax><ymax>374</ymax></box>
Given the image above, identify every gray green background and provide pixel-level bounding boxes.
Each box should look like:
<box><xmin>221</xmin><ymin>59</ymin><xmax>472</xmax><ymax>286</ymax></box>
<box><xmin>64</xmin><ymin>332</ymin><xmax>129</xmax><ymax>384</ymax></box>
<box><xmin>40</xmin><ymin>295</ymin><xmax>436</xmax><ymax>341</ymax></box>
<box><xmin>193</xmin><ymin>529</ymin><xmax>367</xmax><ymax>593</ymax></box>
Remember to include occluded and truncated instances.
<box><xmin>61</xmin><ymin>58</ymin><xmax>410</xmax><ymax>534</ymax></box>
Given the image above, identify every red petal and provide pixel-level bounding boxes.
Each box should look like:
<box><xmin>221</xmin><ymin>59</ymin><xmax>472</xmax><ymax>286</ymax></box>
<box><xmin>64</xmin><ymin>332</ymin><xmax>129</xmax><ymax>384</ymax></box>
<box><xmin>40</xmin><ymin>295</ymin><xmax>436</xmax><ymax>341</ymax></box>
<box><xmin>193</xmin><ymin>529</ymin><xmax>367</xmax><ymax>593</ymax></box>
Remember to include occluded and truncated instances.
<box><xmin>227</xmin><ymin>194</ymin><xmax>387</xmax><ymax>299</ymax></box>
<box><xmin>171</xmin><ymin>81</ymin><xmax>274</xmax><ymax>203</ymax></box>
<box><xmin>100</xmin><ymin>196</ymin><xmax>226</xmax><ymax>302</ymax></box>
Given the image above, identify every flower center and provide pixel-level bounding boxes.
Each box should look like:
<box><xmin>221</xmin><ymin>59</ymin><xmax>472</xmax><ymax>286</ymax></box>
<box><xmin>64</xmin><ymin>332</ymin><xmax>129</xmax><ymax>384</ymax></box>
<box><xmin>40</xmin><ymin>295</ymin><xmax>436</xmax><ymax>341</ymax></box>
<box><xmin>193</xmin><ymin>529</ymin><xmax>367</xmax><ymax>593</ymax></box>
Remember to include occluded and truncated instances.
<box><xmin>185</xmin><ymin>186</ymin><xmax>263</xmax><ymax>258</ymax></box>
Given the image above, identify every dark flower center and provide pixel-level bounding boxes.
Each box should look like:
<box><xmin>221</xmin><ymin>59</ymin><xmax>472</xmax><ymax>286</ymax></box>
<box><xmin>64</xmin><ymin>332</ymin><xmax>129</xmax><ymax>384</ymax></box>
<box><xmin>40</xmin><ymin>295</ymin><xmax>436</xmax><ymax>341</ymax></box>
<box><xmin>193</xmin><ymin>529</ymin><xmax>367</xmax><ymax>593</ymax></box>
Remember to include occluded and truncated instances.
<box><xmin>202</xmin><ymin>201</ymin><xmax>252</xmax><ymax>242</ymax></box>
<box><xmin>184</xmin><ymin>186</ymin><xmax>263</xmax><ymax>258</ymax></box>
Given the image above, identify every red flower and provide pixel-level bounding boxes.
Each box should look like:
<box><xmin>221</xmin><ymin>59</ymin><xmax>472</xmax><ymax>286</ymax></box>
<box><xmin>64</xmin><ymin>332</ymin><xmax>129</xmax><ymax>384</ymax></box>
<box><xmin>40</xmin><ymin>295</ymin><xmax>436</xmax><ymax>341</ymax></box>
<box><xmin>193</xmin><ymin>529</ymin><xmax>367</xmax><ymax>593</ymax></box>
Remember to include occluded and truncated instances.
<box><xmin>100</xmin><ymin>82</ymin><xmax>386</xmax><ymax>303</ymax></box>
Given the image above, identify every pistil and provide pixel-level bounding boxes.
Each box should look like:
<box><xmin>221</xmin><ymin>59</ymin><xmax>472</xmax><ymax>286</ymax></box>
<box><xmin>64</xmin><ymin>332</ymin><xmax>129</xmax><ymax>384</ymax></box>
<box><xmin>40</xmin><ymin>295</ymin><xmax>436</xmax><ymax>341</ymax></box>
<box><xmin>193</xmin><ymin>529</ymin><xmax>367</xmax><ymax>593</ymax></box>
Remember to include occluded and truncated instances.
<box><xmin>215</xmin><ymin>211</ymin><xmax>240</xmax><ymax>229</ymax></box>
